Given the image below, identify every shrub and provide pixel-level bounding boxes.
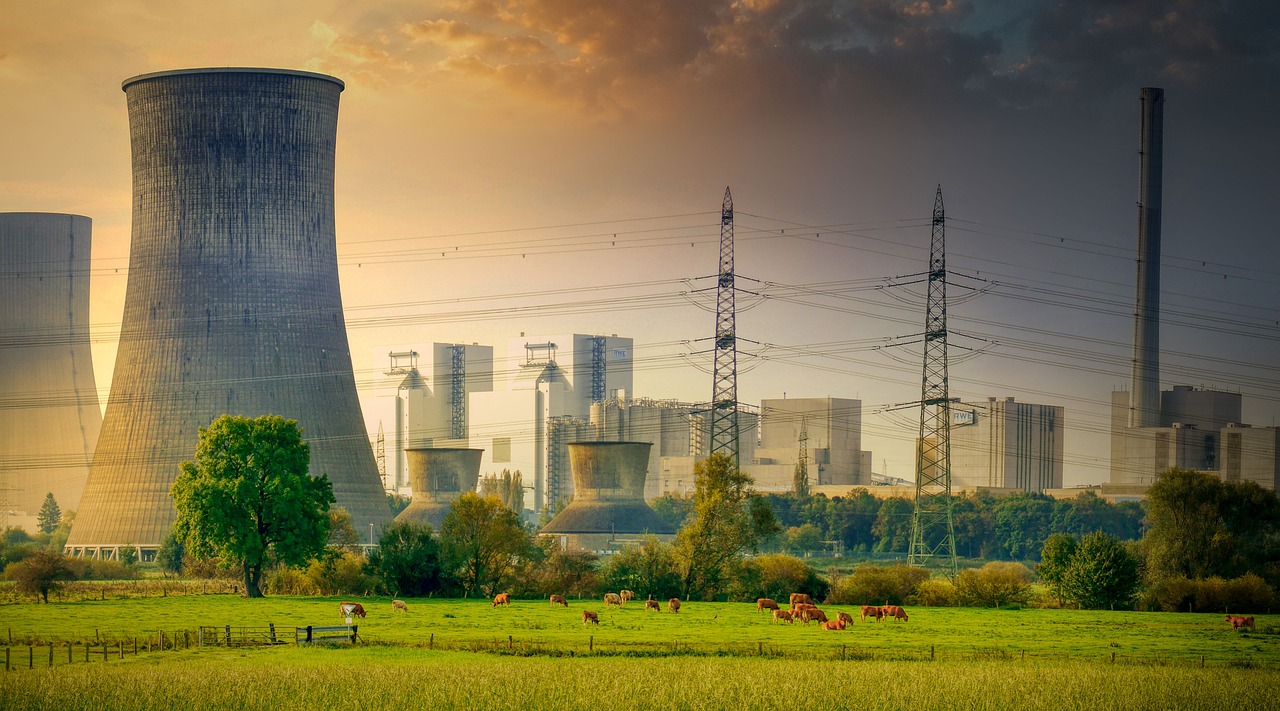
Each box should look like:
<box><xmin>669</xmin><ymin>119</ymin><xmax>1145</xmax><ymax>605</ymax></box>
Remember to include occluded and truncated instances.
<box><xmin>1223</xmin><ymin>573</ymin><xmax>1276</xmax><ymax>613</ymax></box>
<box><xmin>264</xmin><ymin>566</ymin><xmax>319</xmax><ymax>596</ymax></box>
<box><xmin>826</xmin><ymin>564</ymin><xmax>930</xmax><ymax>605</ymax></box>
<box><xmin>727</xmin><ymin>554</ymin><xmax>826</xmax><ymax>603</ymax></box>
<box><xmin>598</xmin><ymin>536</ymin><xmax>682</xmax><ymax>602</ymax></box>
<box><xmin>911</xmin><ymin>577</ymin><xmax>957</xmax><ymax>607</ymax></box>
<box><xmin>64</xmin><ymin>558</ymin><xmax>140</xmax><ymax>581</ymax></box>
<box><xmin>9</xmin><ymin>550</ymin><xmax>75</xmax><ymax>602</ymax></box>
<box><xmin>306</xmin><ymin>551</ymin><xmax>377</xmax><ymax>596</ymax></box>
<box><xmin>954</xmin><ymin>561</ymin><xmax>1032</xmax><ymax>608</ymax></box>
<box><xmin>1061</xmin><ymin>531</ymin><xmax>1140</xmax><ymax>610</ymax></box>
<box><xmin>367</xmin><ymin>521</ymin><xmax>444</xmax><ymax>598</ymax></box>
<box><xmin>1144</xmin><ymin>574</ymin><xmax>1276</xmax><ymax>613</ymax></box>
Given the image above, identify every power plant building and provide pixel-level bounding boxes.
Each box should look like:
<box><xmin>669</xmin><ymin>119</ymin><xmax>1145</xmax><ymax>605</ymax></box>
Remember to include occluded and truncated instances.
<box><xmin>1219</xmin><ymin>425</ymin><xmax>1280</xmax><ymax>492</ymax></box>
<box><xmin>950</xmin><ymin>398</ymin><xmax>1064</xmax><ymax>492</ymax></box>
<box><xmin>385</xmin><ymin>344</ymin><xmax>493</xmax><ymax>493</ymax></box>
<box><xmin>749</xmin><ymin>397</ymin><xmax>869</xmax><ymax>491</ymax></box>
<box><xmin>468</xmin><ymin>334</ymin><xmax>632</xmax><ymax>512</ymax></box>
<box><xmin>1110</xmin><ymin>386</ymin><xmax>1241</xmax><ymax>485</ymax></box>
<box><xmin>0</xmin><ymin>213</ymin><xmax>102</xmax><ymax>532</ymax></box>
<box><xmin>67</xmin><ymin>68</ymin><xmax>390</xmax><ymax>559</ymax></box>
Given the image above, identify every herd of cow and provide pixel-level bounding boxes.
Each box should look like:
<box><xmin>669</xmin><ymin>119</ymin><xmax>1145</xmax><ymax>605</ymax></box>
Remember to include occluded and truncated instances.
<box><xmin>755</xmin><ymin>594</ymin><xmax>908</xmax><ymax>631</ymax></box>
<box><xmin>335</xmin><ymin>599</ymin><xmax>1259</xmax><ymax>634</ymax></box>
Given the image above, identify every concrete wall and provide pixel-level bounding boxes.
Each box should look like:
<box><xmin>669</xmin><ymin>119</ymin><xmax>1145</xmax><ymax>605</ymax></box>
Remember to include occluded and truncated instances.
<box><xmin>0</xmin><ymin>213</ymin><xmax>102</xmax><ymax>531</ymax></box>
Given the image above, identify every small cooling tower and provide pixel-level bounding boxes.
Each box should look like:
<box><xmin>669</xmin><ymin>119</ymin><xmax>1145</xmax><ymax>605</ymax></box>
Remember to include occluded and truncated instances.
<box><xmin>395</xmin><ymin>448</ymin><xmax>483</xmax><ymax>530</ymax></box>
<box><xmin>67</xmin><ymin>68</ymin><xmax>390</xmax><ymax>558</ymax></box>
<box><xmin>541</xmin><ymin>441</ymin><xmax>675</xmax><ymax>550</ymax></box>
<box><xmin>0</xmin><ymin>213</ymin><xmax>102</xmax><ymax>531</ymax></box>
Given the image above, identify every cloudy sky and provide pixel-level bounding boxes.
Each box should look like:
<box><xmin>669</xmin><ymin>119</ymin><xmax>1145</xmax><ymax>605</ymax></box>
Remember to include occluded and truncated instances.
<box><xmin>3</xmin><ymin>0</ymin><xmax>1278</xmax><ymax>485</ymax></box>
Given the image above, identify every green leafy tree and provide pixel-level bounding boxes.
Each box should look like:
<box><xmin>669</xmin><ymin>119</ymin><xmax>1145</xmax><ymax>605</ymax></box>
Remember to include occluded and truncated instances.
<box><xmin>872</xmin><ymin>497</ymin><xmax>914</xmax><ymax>553</ymax></box>
<box><xmin>12</xmin><ymin>550</ymin><xmax>75</xmax><ymax>603</ymax></box>
<box><xmin>532</xmin><ymin>540</ymin><xmax>599</xmax><ymax>597</ymax></box>
<box><xmin>649</xmin><ymin>493</ymin><xmax>695</xmax><ymax>530</ymax></box>
<box><xmin>1062</xmin><ymin>532</ymin><xmax>1140</xmax><ymax>610</ymax></box>
<box><xmin>37</xmin><ymin>493</ymin><xmax>62</xmax><ymax>534</ymax></box>
<box><xmin>118</xmin><ymin>543</ymin><xmax>138</xmax><ymax>567</ymax></box>
<box><xmin>327</xmin><ymin>507</ymin><xmax>360</xmax><ymax>551</ymax></box>
<box><xmin>1037</xmin><ymin>533</ymin><xmax>1079</xmax><ymax>606</ymax></box>
<box><xmin>1142</xmin><ymin>468</ymin><xmax>1280</xmax><ymax>582</ymax></box>
<box><xmin>953</xmin><ymin>561</ymin><xmax>1033</xmax><ymax>608</ymax></box>
<box><xmin>171</xmin><ymin>414</ymin><xmax>336</xmax><ymax>598</ymax></box>
<box><xmin>784</xmin><ymin>524</ymin><xmax>825</xmax><ymax>556</ymax></box>
<box><xmin>440</xmin><ymin>492</ymin><xmax>534</xmax><ymax>598</ymax></box>
<box><xmin>793</xmin><ymin>457</ymin><xmax>810</xmax><ymax>499</ymax></box>
<box><xmin>387</xmin><ymin>493</ymin><xmax>411</xmax><ymax>517</ymax></box>
<box><xmin>156</xmin><ymin>529</ymin><xmax>185</xmax><ymax>578</ymax></box>
<box><xmin>992</xmin><ymin>493</ymin><xmax>1055</xmax><ymax>560</ymax></box>
<box><xmin>368</xmin><ymin>520</ymin><xmax>443</xmax><ymax>597</ymax></box>
<box><xmin>675</xmin><ymin>453</ymin><xmax>781</xmax><ymax>599</ymax></box>
<box><xmin>598</xmin><ymin>535</ymin><xmax>682</xmax><ymax>601</ymax></box>
<box><xmin>46</xmin><ymin>510</ymin><xmax>75</xmax><ymax>553</ymax></box>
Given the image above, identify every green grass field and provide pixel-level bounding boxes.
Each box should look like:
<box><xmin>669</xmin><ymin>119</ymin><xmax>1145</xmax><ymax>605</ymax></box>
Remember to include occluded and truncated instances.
<box><xmin>3</xmin><ymin>646</ymin><xmax>1279</xmax><ymax>710</ymax></box>
<box><xmin>2</xmin><ymin>594</ymin><xmax>1277</xmax><ymax>665</ymax></box>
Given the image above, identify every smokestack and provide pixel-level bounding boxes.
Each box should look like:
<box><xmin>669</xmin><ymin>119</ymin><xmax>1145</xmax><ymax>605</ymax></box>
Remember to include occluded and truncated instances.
<box><xmin>1129</xmin><ymin>87</ymin><xmax>1164</xmax><ymax>428</ymax></box>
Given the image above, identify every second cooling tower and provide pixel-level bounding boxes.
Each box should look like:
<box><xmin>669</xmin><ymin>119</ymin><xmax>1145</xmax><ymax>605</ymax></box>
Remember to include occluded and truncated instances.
<box><xmin>67</xmin><ymin>68</ymin><xmax>390</xmax><ymax>558</ymax></box>
<box><xmin>541</xmin><ymin>442</ymin><xmax>675</xmax><ymax>550</ymax></box>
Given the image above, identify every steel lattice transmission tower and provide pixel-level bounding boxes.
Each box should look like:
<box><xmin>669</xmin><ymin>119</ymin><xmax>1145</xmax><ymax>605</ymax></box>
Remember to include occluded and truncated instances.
<box><xmin>908</xmin><ymin>185</ymin><xmax>958</xmax><ymax>572</ymax></box>
<box><xmin>710</xmin><ymin>187</ymin><xmax>740</xmax><ymax>466</ymax></box>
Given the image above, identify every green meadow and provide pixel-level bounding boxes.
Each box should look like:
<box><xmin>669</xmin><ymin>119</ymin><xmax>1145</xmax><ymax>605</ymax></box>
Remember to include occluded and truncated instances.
<box><xmin>2</xmin><ymin>594</ymin><xmax>1276</xmax><ymax>664</ymax></box>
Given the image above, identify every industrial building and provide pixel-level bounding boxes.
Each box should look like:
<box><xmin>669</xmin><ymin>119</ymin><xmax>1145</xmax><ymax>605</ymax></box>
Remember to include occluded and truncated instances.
<box><xmin>468</xmin><ymin>334</ymin><xmax>632</xmax><ymax>512</ymax></box>
<box><xmin>951</xmin><ymin>398</ymin><xmax>1064</xmax><ymax>492</ymax></box>
<box><xmin>749</xmin><ymin>397</ymin><xmax>870</xmax><ymax>492</ymax></box>
<box><xmin>385</xmin><ymin>344</ymin><xmax>493</xmax><ymax>493</ymax></box>
<box><xmin>68</xmin><ymin>68</ymin><xmax>390</xmax><ymax>559</ymax></box>
<box><xmin>0</xmin><ymin>213</ymin><xmax>102</xmax><ymax>532</ymax></box>
<box><xmin>541</xmin><ymin>441</ymin><xmax>675</xmax><ymax>552</ymax></box>
<box><xmin>1110</xmin><ymin>386</ymin><xmax>1241</xmax><ymax>485</ymax></box>
<box><xmin>1219</xmin><ymin>425</ymin><xmax>1280</xmax><ymax>492</ymax></box>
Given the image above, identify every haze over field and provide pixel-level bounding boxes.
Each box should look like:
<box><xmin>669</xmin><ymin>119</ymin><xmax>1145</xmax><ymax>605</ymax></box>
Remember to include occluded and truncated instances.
<box><xmin>3</xmin><ymin>0</ymin><xmax>1278</xmax><ymax>485</ymax></box>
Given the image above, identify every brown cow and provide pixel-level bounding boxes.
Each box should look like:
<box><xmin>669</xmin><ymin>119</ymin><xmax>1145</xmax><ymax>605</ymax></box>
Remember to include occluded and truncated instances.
<box><xmin>339</xmin><ymin>602</ymin><xmax>366</xmax><ymax>619</ymax></box>
<box><xmin>789</xmin><ymin>593</ymin><xmax>812</xmax><ymax>608</ymax></box>
<box><xmin>773</xmin><ymin>610</ymin><xmax>794</xmax><ymax>624</ymax></box>
<box><xmin>550</xmin><ymin>594</ymin><xmax>568</xmax><ymax>607</ymax></box>
<box><xmin>757</xmin><ymin>598</ymin><xmax>780</xmax><ymax>613</ymax></box>
<box><xmin>620</xmin><ymin>590</ymin><xmax>635</xmax><ymax>604</ymax></box>
<box><xmin>582</xmin><ymin>610</ymin><xmax>599</xmax><ymax>625</ymax></box>
<box><xmin>821</xmin><ymin>619</ymin><xmax>846</xmax><ymax>631</ymax></box>
<box><xmin>807</xmin><ymin>609</ymin><xmax>829</xmax><ymax>625</ymax></box>
<box><xmin>604</xmin><ymin>593</ymin><xmax>623</xmax><ymax>608</ymax></box>
<box><xmin>1227</xmin><ymin>615</ymin><xmax>1256</xmax><ymax>631</ymax></box>
<box><xmin>882</xmin><ymin>605</ymin><xmax>907</xmax><ymax>622</ymax></box>
<box><xmin>392</xmin><ymin>599</ymin><xmax>408</xmax><ymax>613</ymax></box>
<box><xmin>645</xmin><ymin>599</ymin><xmax>661</xmax><ymax>612</ymax></box>
<box><xmin>492</xmin><ymin>593</ymin><xmax>511</xmax><ymax>607</ymax></box>
<box><xmin>837</xmin><ymin>611</ymin><xmax>854</xmax><ymax>626</ymax></box>
<box><xmin>668</xmin><ymin>597</ymin><xmax>681</xmax><ymax>613</ymax></box>
<box><xmin>860</xmin><ymin>605</ymin><xmax>883</xmax><ymax>622</ymax></box>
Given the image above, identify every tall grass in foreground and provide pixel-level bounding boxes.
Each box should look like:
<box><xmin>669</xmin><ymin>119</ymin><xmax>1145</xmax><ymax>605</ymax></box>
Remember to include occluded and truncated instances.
<box><xmin>2</xmin><ymin>647</ymin><xmax>1278</xmax><ymax>711</ymax></box>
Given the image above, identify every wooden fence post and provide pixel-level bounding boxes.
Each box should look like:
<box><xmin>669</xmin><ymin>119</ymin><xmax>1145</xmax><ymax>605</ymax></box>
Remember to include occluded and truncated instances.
<box><xmin>48</xmin><ymin>645</ymin><xmax>53</xmax><ymax>668</ymax></box>
<box><xmin>225</xmin><ymin>626</ymin><xmax>231</xmax><ymax>646</ymax></box>
<box><xmin>67</xmin><ymin>642</ymin><xmax>72</xmax><ymax>665</ymax></box>
<box><xmin>119</xmin><ymin>642</ymin><xmax>123</xmax><ymax>660</ymax></box>
<box><xmin>350</xmin><ymin>625</ymin><xmax>358</xmax><ymax>644</ymax></box>
<box><xmin>5</xmin><ymin>646</ymin><xmax>9</xmax><ymax>672</ymax></box>
<box><xmin>758</xmin><ymin>642</ymin><xmax>763</xmax><ymax>656</ymax></box>
<box><xmin>158</xmin><ymin>630</ymin><xmax>164</xmax><ymax>651</ymax></box>
<box><xmin>306</xmin><ymin>626</ymin><xmax>313</xmax><ymax>644</ymax></box>
<box><xmin>27</xmin><ymin>646</ymin><xmax>32</xmax><ymax>669</ymax></box>
<box><xmin>508</xmin><ymin>635</ymin><xmax>513</xmax><ymax>651</ymax></box>
<box><xmin>1111</xmin><ymin>652</ymin><xmax>1116</xmax><ymax>664</ymax></box>
<box><xmin>269</xmin><ymin>624</ymin><xmax>276</xmax><ymax>645</ymax></box>
<box><xmin>589</xmin><ymin>635</ymin><xmax>593</xmax><ymax>652</ymax></box>
<box><xmin>930</xmin><ymin>645</ymin><xmax>935</xmax><ymax>660</ymax></box>
<box><xmin>198</xmin><ymin>628</ymin><xmax>203</xmax><ymax>648</ymax></box>
<box><xmin>133</xmin><ymin>638</ymin><xmax>137</xmax><ymax>656</ymax></box>
<box><xmin>429</xmin><ymin>633</ymin><xmax>433</xmax><ymax>650</ymax></box>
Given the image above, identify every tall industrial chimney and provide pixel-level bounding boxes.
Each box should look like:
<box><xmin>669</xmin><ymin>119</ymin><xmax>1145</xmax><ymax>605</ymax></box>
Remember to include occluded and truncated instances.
<box><xmin>1129</xmin><ymin>87</ymin><xmax>1164</xmax><ymax>428</ymax></box>
<box><xmin>67</xmin><ymin>69</ymin><xmax>391</xmax><ymax>557</ymax></box>
<box><xmin>0</xmin><ymin>213</ymin><xmax>102</xmax><ymax>530</ymax></box>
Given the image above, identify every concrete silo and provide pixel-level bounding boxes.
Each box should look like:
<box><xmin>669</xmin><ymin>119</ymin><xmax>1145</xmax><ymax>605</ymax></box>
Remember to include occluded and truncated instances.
<box><xmin>67</xmin><ymin>69</ymin><xmax>390</xmax><ymax>558</ymax></box>
<box><xmin>395</xmin><ymin>448</ymin><xmax>483</xmax><ymax>530</ymax></box>
<box><xmin>541</xmin><ymin>442</ymin><xmax>675</xmax><ymax>551</ymax></box>
<box><xmin>0</xmin><ymin>213</ymin><xmax>102</xmax><ymax>532</ymax></box>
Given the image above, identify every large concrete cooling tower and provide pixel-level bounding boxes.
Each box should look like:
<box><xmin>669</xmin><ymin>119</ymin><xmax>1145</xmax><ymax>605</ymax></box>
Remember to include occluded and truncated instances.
<box><xmin>0</xmin><ymin>213</ymin><xmax>102</xmax><ymax>532</ymax></box>
<box><xmin>541</xmin><ymin>442</ymin><xmax>675</xmax><ymax>550</ymax></box>
<box><xmin>67</xmin><ymin>68</ymin><xmax>390</xmax><ymax>558</ymax></box>
<box><xmin>395</xmin><ymin>448</ymin><xmax>483</xmax><ymax>530</ymax></box>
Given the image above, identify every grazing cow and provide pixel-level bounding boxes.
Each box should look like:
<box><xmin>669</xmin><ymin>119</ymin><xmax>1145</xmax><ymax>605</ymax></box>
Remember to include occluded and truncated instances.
<box><xmin>860</xmin><ymin>605</ymin><xmax>883</xmax><ymax>622</ymax></box>
<box><xmin>1227</xmin><ymin>615</ymin><xmax>1256</xmax><ymax>631</ymax></box>
<box><xmin>620</xmin><ymin>590</ymin><xmax>635</xmax><ymax>604</ymax></box>
<box><xmin>757</xmin><ymin>598</ymin><xmax>780</xmax><ymax>613</ymax></box>
<box><xmin>392</xmin><ymin>599</ymin><xmax>409</xmax><ymax>613</ymax></box>
<box><xmin>793</xmin><ymin>603</ymin><xmax>816</xmax><ymax>621</ymax></box>
<box><xmin>773</xmin><ymin>610</ymin><xmax>794</xmax><ymax>624</ymax></box>
<box><xmin>882</xmin><ymin>605</ymin><xmax>907</xmax><ymax>622</ymax></box>
<box><xmin>645</xmin><ymin>599</ymin><xmax>661</xmax><ymax>612</ymax></box>
<box><xmin>837</xmin><ymin>611</ymin><xmax>854</xmax><ymax>626</ymax></box>
<box><xmin>493</xmin><ymin>593</ymin><xmax>511</xmax><ymax>607</ymax></box>
<box><xmin>339</xmin><ymin>602</ymin><xmax>366</xmax><ymax>619</ymax></box>
<box><xmin>550</xmin><ymin>594</ymin><xmax>568</xmax><ymax>607</ymax></box>
<box><xmin>807</xmin><ymin>609</ymin><xmax>829</xmax><ymax>625</ymax></box>
<box><xmin>582</xmin><ymin>610</ymin><xmax>600</xmax><ymax>626</ymax></box>
<box><xmin>668</xmin><ymin>597</ymin><xmax>681</xmax><ymax>613</ymax></box>
<box><xmin>789</xmin><ymin>593</ymin><xmax>812</xmax><ymax>608</ymax></box>
<box><xmin>604</xmin><ymin>593</ymin><xmax>623</xmax><ymax>608</ymax></box>
<box><xmin>821</xmin><ymin>619</ymin><xmax>846</xmax><ymax>631</ymax></box>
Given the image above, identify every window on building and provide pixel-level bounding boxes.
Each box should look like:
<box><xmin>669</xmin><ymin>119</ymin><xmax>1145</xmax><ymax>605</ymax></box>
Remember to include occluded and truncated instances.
<box><xmin>493</xmin><ymin>437</ymin><xmax>511</xmax><ymax>463</ymax></box>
